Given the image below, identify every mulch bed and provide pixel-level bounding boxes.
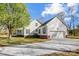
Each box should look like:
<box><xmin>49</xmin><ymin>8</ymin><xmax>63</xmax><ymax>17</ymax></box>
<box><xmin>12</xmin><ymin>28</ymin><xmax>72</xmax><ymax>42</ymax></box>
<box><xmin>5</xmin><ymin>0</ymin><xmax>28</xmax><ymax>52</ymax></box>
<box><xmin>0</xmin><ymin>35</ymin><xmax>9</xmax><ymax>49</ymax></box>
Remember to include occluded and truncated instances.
<box><xmin>0</xmin><ymin>45</ymin><xmax>7</xmax><ymax>47</ymax></box>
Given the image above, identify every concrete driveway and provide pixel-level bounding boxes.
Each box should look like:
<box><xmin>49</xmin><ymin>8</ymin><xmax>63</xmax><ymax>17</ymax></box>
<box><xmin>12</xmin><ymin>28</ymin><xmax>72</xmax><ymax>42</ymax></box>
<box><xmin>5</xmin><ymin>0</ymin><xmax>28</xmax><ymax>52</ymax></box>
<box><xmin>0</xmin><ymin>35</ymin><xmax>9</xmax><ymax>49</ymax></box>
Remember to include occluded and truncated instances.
<box><xmin>0</xmin><ymin>38</ymin><xmax>79</xmax><ymax>56</ymax></box>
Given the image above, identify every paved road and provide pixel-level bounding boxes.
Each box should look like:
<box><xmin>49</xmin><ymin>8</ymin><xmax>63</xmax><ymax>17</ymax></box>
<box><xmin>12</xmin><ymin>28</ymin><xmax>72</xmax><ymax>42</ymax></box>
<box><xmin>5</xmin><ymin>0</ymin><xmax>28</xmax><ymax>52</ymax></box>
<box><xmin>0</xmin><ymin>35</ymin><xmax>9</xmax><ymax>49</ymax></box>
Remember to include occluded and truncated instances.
<box><xmin>0</xmin><ymin>38</ymin><xmax>79</xmax><ymax>56</ymax></box>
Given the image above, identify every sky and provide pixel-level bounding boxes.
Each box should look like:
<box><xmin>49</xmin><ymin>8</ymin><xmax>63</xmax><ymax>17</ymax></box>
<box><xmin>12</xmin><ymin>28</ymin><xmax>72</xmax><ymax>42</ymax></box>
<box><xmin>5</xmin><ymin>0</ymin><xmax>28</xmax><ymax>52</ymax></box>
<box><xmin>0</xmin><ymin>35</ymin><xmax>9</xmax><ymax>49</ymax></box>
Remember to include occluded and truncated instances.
<box><xmin>26</xmin><ymin>3</ymin><xmax>52</xmax><ymax>21</ymax></box>
<box><xmin>26</xmin><ymin>3</ymin><xmax>79</xmax><ymax>28</ymax></box>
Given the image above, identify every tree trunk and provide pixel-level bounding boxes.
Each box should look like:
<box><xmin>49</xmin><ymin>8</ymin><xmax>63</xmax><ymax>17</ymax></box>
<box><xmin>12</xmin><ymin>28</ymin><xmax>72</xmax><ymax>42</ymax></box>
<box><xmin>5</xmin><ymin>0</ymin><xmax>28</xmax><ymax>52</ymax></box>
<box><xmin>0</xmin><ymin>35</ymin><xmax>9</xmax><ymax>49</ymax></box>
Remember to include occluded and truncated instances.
<box><xmin>7</xmin><ymin>25</ymin><xmax>12</xmax><ymax>39</ymax></box>
<box><xmin>8</xmin><ymin>29</ymin><xmax>12</xmax><ymax>39</ymax></box>
<box><xmin>73</xmin><ymin>16</ymin><xmax>75</xmax><ymax>36</ymax></box>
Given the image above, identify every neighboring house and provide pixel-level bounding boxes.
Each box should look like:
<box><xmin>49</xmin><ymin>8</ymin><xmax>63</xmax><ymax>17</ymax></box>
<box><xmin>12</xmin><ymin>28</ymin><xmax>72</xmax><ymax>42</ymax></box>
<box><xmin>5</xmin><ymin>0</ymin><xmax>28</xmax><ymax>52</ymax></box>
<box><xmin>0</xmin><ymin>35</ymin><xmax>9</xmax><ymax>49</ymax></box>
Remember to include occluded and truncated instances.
<box><xmin>16</xmin><ymin>15</ymin><xmax>68</xmax><ymax>39</ymax></box>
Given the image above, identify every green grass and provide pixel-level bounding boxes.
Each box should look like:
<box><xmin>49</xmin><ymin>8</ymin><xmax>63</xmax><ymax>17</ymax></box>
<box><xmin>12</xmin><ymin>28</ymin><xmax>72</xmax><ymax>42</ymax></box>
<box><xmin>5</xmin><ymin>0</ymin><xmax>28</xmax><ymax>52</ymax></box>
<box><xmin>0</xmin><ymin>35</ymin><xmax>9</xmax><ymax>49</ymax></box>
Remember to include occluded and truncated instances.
<box><xmin>67</xmin><ymin>35</ymin><xmax>79</xmax><ymax>39</ymax></box>
<box><xmin>42</xmin><ymin>52</ymin><xmax>79</xmax><ymax>56</ymax></box>
<box><xmin>0</xmin><ymin>37</ymin><xmax>48</xmax><ymax>46</ymax></box>
<box><xmin>42</xmin><ymin>49</ymin><xmax>79</xmax><ymax>56</ymax></box>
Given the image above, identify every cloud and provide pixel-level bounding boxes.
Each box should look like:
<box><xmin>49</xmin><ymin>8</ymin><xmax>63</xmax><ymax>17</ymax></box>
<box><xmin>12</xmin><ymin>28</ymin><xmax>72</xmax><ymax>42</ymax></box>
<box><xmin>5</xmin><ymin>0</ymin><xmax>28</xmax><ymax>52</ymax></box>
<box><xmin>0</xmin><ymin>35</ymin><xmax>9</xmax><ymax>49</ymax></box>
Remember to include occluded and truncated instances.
<box><xmin>67</xmin><ymin>3</ymin><xmax>78</xmax><ymax>15</ymax></box>
<box><xmin>41</xmin><ymin>3</ymin><xmax>64</xmax><ymax>17</ymax></box>
<box><xmin>64</xmin><ymin>17</ymin><xmax>71</xmax><ymax>21</ymax></box>
<box><xmin>64</xmin><ymin>3</ymin><xmax>79</xmax><ymax>22</ymax></box>
<box><xmin>41</xmin><ymin>3</ymin><xmax>79</xmax><ymax>24</ymax></box>
<box><xmin>67</xmin><ymin>3</ymin><xmax>77</xmax><ymax>7</ymax></box>
<box><xmin>64</xmin><ymin>17</ymin><xmax>72</xmax><ymax>26</ymax></box>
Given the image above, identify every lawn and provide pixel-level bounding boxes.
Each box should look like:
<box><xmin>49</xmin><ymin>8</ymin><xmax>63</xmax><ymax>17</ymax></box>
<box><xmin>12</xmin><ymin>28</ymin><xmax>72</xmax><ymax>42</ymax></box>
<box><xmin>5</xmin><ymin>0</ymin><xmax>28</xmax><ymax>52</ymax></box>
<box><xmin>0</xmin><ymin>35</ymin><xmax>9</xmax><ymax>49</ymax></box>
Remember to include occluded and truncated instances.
<box><xmin>42</xmin><ymin>52</ymin><xmax>79</xmax><ymax>56</ymax></box>
<box><xmin>0</xmin><ymin>37</ymin><xmax>48</xmax><ymax>46</ymax></box>
<box><xmin>67</xmin><ymin>35</ymin><xmax>79</xmax><ymax>39</ymax></box>
<box><xmin>42</xmin><ymin>49</ymin><xmax>79</xmax><ymax>56</ymax></box>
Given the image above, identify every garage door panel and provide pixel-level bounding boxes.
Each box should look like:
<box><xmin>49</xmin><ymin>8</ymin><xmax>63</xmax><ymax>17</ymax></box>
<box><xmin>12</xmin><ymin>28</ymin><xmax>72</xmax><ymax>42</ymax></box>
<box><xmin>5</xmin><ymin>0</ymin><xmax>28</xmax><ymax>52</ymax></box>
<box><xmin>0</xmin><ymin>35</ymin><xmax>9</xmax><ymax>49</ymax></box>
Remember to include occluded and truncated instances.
<box><xmin>50</xmin><ymin>31</ymin><xmax>64</xmax><ymax>39</ymax></box>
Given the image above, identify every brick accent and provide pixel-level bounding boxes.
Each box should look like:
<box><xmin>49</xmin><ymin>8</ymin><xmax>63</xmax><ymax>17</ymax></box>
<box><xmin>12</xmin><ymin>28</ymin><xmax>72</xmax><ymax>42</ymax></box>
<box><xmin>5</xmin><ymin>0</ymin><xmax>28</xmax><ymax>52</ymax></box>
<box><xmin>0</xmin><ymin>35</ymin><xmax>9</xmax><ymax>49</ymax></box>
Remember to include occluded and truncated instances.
<box><xmin>39</xmin><ymin>35</ymin><xmax>48</xmax><ymax>39</ymax></box>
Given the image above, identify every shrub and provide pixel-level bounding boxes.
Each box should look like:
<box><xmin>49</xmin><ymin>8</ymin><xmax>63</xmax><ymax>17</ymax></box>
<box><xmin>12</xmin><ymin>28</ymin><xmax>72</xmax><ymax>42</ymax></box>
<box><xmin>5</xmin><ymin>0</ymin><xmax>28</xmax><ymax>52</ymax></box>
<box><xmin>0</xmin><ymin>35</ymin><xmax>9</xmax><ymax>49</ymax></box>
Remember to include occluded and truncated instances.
<box><xmin>32</xmin><ymin>33</ymin><xmax>40</xmax><ymax>38</ymax></box>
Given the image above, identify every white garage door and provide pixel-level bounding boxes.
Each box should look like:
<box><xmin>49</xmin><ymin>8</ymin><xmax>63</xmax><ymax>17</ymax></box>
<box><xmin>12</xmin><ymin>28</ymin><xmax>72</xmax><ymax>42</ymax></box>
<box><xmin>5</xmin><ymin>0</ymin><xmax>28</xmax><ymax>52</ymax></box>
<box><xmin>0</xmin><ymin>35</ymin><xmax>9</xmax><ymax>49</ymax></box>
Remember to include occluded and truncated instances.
<box><xmin>50</xmin><ymin>31</ymin><xmax>64</xmax><ymax>39</ymax></box>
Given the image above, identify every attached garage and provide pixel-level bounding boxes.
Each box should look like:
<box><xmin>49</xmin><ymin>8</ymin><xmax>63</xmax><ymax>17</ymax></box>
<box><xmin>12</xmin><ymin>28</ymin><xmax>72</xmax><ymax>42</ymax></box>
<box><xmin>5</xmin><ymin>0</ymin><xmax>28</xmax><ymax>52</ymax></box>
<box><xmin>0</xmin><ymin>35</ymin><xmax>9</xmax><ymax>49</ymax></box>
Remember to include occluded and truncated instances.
<box><xmin>46</xmin><ymin>16</ymin><xmax>68</xmax><ymax>39</ymax></box>
<box><xmin>49</xmin><ymin>31</ymin><xmax>65</xmax><ymax>39</ymax></box>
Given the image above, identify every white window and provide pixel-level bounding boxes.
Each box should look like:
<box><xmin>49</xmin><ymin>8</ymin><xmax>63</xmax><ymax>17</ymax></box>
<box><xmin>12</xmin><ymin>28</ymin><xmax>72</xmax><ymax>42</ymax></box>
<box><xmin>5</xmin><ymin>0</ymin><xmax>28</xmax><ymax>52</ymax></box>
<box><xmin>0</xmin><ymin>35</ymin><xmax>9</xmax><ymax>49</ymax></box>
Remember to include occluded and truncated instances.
<box><xmin>39</xmin><ymin>29</ymin><xmax>41</xmax><ymax>34</ymax></box>
<box><xmin>26</xmin><ymin>29</ymin><xmax>30</xmax><ymax>34</ymax></box>
<box><xmin>17</xmin><ymin>30</ymin><xmax>22</xmax><ymax>33</ymax></box>
<box><xmin>17</xmin><ymin>30</ymin><xmax>22</xmax><ymax>35</ymax></box>
<box><xmin>35</xmin><ymin>23</ymin><xmax>38</xmax><ymax>26</ymax></box>
<box><xmin>36</xmin><ymin>29</ymin><xmax>38</xmax><ymax>32</ymax></box>
<box><xmin>43</xmin><ymin>27</ymin><xmax>47</xmax><ymax>34</ymax></box>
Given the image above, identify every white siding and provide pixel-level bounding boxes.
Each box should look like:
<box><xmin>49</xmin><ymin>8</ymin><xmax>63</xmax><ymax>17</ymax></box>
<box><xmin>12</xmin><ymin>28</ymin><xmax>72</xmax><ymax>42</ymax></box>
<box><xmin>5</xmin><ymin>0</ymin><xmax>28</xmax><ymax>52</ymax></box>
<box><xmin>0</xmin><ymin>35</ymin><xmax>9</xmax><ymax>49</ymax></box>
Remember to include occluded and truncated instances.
<box><xmin>38</xmin><ymin>25</ymin><xmax>47</xmax><ymax>35</ymax></box>
<box><xmin>16</xmin><ymin>29</ymin><xmax>24</xmax><ymax>35</ymax></box>
<box><xmin>47</xmin><ymin>17</ymin><xmax>68</xmax><ymax>37</ymax></box>
<box><xmin>24</xmin><ymin>20</ymin><xmax>41</xmax><ymax>36</ymax></box>
<box><xmin>17</xmin><ymin>17</ymin><xmax>68</xmax><ymax>38</ymax></box>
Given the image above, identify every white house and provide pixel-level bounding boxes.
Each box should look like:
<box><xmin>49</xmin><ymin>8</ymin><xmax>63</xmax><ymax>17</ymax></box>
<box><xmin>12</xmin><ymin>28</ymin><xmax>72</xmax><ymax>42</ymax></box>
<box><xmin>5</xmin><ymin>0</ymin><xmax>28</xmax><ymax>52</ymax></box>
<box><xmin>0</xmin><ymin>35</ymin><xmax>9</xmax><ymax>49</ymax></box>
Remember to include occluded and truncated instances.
<box><xmin>16</xmin><ymin>15</ymin><xmax>68</xmax><ymax>39</ymax></box>
<box><xmin>15</xmin><ymin>19</ymin><xmax>42</xmax><ymax>36</ymax></box>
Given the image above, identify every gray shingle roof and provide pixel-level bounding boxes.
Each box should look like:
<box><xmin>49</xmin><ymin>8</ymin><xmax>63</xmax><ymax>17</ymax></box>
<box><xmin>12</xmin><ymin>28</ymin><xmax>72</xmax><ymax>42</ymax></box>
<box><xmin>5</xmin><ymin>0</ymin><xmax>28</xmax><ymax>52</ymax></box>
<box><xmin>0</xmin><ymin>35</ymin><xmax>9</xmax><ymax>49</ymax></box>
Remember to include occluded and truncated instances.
<box><xmin>39</xmin><ymin>15</ymin><xmax>69</xmax><ymax>29</ymax></box>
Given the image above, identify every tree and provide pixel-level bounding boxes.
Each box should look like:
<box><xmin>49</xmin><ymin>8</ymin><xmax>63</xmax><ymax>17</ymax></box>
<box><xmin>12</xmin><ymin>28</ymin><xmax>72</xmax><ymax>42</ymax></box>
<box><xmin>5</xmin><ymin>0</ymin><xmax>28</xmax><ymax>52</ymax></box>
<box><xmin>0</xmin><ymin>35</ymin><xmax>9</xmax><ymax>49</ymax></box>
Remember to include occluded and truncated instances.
<box><xmin>0</xmin><ymin>3</ymin><xmax>30</xmax><ymax>39</ymax></box>
<box><xmin>68</xmin><ymin>5</ymin><xmax>76</xmax><ymax>36</ymax></box>
<box><xmin>77</xmin><ymin>25</ymin><xmax>79</xmax><ymax>28</ymax></box>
